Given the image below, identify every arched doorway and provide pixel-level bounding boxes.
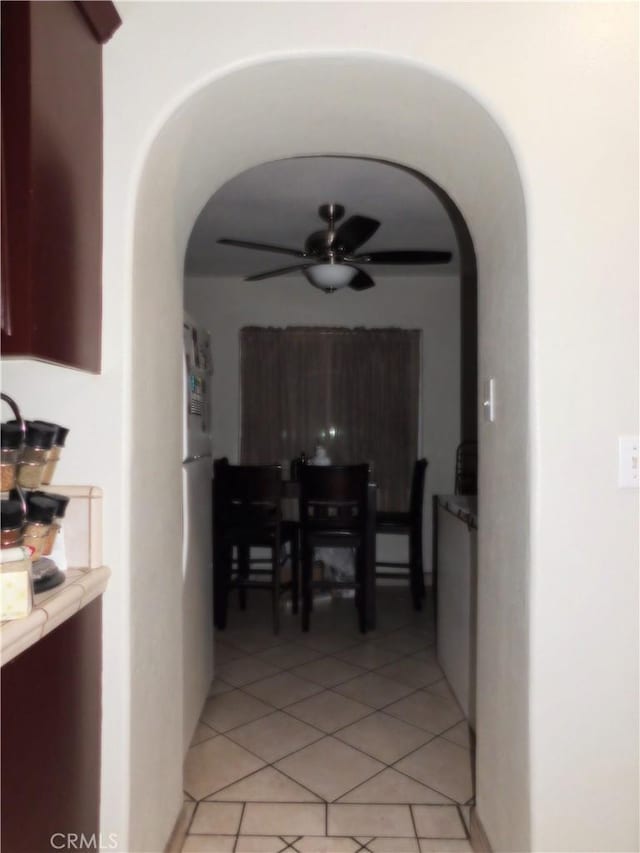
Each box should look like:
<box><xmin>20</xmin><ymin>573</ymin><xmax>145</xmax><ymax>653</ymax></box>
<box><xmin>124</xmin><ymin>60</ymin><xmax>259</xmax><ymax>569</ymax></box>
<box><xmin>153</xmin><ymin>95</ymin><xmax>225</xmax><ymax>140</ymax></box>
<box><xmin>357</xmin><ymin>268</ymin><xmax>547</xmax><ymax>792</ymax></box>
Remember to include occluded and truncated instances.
<box><xmin>129</xmin><ymin>54</ymin><xmax>529</xmax><ymax>851</ymax></box>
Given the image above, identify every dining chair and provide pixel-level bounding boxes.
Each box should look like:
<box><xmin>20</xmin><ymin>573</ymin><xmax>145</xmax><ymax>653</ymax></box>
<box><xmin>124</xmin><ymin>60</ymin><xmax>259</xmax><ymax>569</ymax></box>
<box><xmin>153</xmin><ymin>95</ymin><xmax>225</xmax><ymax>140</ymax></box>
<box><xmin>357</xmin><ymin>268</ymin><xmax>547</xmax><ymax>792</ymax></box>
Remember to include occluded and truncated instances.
<box><xmin>299</xmin><ymin>463</ymin><xmax>371</xmax><ymax>633</ymax></box>
<box><xmin>454</xmin><ymin>441</ymin><xmax>478</xmax><ymax>495</ymax></box>
<box><xmin>213</xmin><ymin>463</ymin><xmax>298</xmax><ymax>634</ymax></box>
<box><xmin>375</xmin><ymin>458</ymin><xmax>428</xmax><ymax>610</ymax></box>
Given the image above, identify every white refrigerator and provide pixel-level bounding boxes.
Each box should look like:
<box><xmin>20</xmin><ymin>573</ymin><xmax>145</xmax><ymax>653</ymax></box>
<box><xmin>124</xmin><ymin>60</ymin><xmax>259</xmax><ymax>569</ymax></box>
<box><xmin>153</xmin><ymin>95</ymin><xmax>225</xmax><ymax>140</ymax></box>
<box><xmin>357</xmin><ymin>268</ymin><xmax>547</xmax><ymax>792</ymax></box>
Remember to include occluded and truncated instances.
<box><xmin>182</xmin><ymin>315</ymin><xmax>214</xmax><ymax>754</ymax></box>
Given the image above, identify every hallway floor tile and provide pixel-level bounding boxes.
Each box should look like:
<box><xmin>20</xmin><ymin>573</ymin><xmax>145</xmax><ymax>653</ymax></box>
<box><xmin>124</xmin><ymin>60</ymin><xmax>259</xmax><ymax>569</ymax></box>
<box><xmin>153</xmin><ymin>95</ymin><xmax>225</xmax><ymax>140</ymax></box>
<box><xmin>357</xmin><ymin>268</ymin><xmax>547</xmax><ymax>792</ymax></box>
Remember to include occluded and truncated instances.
<box><xmin>182</xmin><ymin>589</ymin><xmax>474</xmax><ymax>852</ymax></box>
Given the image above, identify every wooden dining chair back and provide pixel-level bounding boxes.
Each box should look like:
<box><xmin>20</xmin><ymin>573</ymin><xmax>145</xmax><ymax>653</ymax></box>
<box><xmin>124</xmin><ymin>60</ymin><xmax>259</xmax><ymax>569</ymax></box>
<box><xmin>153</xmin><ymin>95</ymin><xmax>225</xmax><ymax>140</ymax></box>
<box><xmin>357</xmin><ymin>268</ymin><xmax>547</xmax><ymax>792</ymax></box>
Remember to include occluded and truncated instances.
<box><xmin>375</xmin><ymin>457</ymin><xmax>428</xmax><ymax>610</ymax></box>
<box><xmin>299</xmin><ymin>463</ymin><xmax>371</xmax><ymax>632</ymax></box>
<box><xmin>454</xmin><ymin>441</ymin><xmax>478</xmax><ymax>496</ymax></box>
<box><xmin>213</xmin><ymin>463</ymin><xmax>298</xmax><ymax>634</ymax></box>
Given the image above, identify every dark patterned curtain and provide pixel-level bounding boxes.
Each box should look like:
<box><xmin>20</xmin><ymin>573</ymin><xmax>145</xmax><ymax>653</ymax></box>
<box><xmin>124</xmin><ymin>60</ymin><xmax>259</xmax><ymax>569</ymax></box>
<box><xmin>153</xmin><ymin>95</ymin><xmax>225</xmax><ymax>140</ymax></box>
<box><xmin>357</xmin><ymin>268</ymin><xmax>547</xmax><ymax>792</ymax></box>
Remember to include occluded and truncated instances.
<box><xmin>240</xmin><ymin>327</ymin><xmax>420</xmax><ymax>511</ymax></box>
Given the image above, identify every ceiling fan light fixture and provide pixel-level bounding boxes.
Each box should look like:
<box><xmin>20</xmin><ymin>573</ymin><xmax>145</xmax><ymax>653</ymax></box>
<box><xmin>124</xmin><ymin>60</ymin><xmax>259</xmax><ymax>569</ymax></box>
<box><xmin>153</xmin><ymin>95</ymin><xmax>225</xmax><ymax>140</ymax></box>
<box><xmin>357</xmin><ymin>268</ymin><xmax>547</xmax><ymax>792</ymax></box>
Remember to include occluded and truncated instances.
<box><xmin>305</xmin><ymin>263</ymin><xmax>358</xmax><ymax>293</ymax></box>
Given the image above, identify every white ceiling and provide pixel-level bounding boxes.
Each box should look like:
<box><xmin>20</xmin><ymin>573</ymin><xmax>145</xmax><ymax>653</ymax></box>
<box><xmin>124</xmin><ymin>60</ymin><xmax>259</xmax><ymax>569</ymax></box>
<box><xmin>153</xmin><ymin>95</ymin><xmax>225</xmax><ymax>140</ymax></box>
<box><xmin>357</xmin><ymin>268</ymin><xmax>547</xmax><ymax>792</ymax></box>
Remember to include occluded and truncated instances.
<box><xmin>184</xmin><ymin>156</ymin><xmax>459</xmax><ymax>279</ymax></box>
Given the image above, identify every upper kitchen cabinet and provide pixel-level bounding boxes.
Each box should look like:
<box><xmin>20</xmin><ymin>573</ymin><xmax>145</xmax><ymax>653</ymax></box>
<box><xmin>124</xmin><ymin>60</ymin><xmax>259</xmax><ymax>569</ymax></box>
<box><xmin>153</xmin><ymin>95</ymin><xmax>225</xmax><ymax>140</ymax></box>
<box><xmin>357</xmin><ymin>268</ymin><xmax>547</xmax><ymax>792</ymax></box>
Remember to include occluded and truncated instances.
<box><xmin>1</xmin><ymin>1</ymin><xmax>121</xmax><ymax>373</ymax></box>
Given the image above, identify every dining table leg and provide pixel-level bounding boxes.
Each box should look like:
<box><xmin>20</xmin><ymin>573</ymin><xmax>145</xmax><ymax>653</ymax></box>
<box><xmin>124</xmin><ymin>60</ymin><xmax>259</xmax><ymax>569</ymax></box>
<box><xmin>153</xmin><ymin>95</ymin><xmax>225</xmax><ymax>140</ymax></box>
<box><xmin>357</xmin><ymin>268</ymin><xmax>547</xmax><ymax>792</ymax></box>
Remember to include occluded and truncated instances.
<box><xmin>213</xmin><ymin>539</ymin><xmax>231</xmax><ymax>629</ymax></box>
<box><xmin>365</xmin><ymin>483</ymin><xmax>377</xmax><ymax>630</ymax></box>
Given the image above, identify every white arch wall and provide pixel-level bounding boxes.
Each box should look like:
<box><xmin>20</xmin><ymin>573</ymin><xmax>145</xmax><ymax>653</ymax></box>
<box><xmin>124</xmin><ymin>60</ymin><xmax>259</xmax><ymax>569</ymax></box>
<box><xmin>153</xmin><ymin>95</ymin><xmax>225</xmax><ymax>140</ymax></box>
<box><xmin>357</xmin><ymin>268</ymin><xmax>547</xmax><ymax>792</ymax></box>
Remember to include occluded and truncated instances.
<box><xmin>116</xmin><ymin>6</ymin><xmax>640</xmax><ymax>850</ymax></box>
<box><xmin>131</xmin><ymin>52</ymin><xmax>530</xmax><ymax>851</ymax></box>
<box><xmin>2</xmin><ymin>4</ymin><xmax>636</xmax><ymax>852</ymax></box>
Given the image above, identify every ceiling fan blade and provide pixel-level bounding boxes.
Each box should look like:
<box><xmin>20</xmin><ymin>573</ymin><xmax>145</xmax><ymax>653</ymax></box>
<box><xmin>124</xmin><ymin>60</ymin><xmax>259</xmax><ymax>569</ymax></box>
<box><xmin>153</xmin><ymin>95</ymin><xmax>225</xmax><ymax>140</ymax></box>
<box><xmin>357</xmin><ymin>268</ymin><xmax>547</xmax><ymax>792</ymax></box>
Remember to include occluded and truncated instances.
<box><xmin>244</xmin><ymin>263</ymin><xmax>313</xmax><ymax>282</ymax></box>
<box><xmin>348</xmin><ymin>268</ymin><xmax>375</xmax><ymax>291</ymax></box>
<box><xmin>352</xmin><ymin>250</ymin><xmax>452</xmax><ymax>264</ymax></box>
<box><xmin>333</xmin><ymin>215</ymin><xmax>380</xmax><ymax>253</ymax></box>
<box><xmin>218</xmin><ymin>238</ymin><xmax>307</xmax><ymax>259</ymax></box>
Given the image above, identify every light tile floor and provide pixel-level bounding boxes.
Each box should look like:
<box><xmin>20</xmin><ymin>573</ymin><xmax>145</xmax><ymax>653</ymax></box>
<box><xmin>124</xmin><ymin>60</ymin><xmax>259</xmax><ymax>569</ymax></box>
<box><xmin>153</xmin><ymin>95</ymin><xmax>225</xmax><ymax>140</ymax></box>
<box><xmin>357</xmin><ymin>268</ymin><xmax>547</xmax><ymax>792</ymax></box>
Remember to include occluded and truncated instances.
<box><xmin>183</xmin><ymin>589</ymin><xmax>474</xmax><ymax>853</ymax></box>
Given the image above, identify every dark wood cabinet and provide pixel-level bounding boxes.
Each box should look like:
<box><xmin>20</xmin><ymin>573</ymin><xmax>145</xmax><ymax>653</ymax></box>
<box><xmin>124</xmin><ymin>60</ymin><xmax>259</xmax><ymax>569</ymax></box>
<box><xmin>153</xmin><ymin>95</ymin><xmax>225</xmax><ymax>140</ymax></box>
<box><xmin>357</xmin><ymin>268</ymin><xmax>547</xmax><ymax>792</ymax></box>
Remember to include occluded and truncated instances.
<box><xmin>1</xmin><ymin>1</ymin><xmax>120</xmax><ymax>373</ymax></box>
<box><xmin>1</xmin><ymin>599</ymin><xmax>103</xmax><ymax>853</ymax></box>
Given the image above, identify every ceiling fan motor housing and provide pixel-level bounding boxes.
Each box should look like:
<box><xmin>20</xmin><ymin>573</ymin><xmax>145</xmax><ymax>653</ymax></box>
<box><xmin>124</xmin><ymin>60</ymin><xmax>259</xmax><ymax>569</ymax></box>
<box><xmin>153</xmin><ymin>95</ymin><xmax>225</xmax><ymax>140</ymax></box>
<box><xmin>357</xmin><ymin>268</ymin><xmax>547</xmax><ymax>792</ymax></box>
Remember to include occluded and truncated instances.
<box><xmin>318</xmin><ymin>203</ymin><xmax>345</xmax><ymax>224</ymax></box>
<box><xmin>305</xmin><ymin>230</ymin><xmax>337</xmax><ymax>256</ymax></box>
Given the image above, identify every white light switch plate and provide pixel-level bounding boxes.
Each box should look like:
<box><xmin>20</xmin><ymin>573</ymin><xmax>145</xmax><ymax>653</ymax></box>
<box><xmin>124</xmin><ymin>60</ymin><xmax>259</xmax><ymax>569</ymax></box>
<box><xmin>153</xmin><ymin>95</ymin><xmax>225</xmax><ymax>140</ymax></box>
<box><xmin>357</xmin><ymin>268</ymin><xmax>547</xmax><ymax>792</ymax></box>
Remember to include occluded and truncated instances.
<box><xmin>618</xmin><ymin>436</ymin><xmax>639</xmax><ymax>488</ymax></box>
<box><xmin>482</xmin><ymin>378</ymin><xmax>495</xmax><ymax>423</ymax></box>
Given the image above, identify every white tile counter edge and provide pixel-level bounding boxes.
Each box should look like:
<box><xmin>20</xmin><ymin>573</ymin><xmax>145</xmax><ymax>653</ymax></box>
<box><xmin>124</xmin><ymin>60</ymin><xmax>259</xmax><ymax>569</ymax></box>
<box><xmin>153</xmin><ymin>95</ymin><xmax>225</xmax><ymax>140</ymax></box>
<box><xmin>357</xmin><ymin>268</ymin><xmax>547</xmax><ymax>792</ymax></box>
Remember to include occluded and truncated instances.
<box><xmin>1</xmin><ymin>566</ymin><xmax>111</xmax><ymax>666</ymax></box>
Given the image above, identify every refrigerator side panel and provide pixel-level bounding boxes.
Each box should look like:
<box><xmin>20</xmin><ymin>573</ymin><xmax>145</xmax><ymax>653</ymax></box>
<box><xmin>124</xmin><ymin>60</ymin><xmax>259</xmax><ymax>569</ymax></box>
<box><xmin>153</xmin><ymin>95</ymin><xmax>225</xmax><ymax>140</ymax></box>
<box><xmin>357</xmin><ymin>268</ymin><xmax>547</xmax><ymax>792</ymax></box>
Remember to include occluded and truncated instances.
<box><xmin>182</xmin><ymin>457</ymin><xmax>214</xmax><ymax>754</ymax></box>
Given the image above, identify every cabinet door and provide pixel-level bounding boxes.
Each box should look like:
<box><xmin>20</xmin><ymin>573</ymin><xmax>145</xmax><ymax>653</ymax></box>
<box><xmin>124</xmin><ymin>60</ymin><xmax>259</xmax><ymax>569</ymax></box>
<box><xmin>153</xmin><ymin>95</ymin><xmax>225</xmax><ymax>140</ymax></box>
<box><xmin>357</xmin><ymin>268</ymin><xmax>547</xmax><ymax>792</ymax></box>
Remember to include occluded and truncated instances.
<box><xmin>1</xmin><ymin>1</ymin><xmax>105</xmax><ymax>372</ymax></box>
<box><xmin>1</xmin><ymin>599</ymin><xmax>102</xmax><ymax>853</ymax></box>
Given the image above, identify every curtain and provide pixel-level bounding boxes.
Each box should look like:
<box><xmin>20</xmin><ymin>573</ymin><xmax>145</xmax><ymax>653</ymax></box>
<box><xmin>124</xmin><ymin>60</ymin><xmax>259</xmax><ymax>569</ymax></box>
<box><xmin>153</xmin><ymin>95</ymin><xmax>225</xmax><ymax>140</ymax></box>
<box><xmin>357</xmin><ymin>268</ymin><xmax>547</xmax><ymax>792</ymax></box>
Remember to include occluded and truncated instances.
<box><xmin>240</xmin><ymin>326</ymin><xmax>420</xmax><ymax>511</ymax></box>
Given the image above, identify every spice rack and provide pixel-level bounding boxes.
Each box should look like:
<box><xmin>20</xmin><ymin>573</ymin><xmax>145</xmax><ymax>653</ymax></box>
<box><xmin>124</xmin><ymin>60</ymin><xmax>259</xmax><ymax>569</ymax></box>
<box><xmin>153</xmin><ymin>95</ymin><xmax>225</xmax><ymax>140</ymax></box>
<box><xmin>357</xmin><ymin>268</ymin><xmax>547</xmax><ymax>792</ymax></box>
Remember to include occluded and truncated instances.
<box><xmin>1</xmin><ymin>393</ymin><xmax>68</xmax><ymax>598</ymax></box>
<box><xmin>1</xmin><ymin>393</ymin><xmax>27</xmax><ymax>514</ymax></box>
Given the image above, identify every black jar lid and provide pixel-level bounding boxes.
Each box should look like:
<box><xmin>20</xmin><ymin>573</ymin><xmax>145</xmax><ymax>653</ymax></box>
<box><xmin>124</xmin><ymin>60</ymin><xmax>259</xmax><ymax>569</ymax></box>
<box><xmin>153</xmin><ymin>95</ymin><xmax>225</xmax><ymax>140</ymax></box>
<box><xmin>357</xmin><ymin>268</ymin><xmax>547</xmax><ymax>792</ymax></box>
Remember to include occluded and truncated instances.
<box><xmin>23</xmin><ymin>422</ymin><xmax>57</xmax><ymax>450</ymax></box>
<box><xmin>31</xmin><ymin>421</ymin><xmax>69</xmax><ymax>447</ymax></box>
<box><xmin>25</xmin><ymin>495</ymin><xmax>57</xmax><ymax>524</ymax></box>
<box><xmin>1</xmin><ymin>422</ymin><xmax>23</xmax><ymax>450</ymax></box>
<box><xmin>31</xmin><ymin>491</ymin><xmax>70</xmax><ymax>518</ymax></box>
<box><xmin>1</xmin><ymin>499</ymin><xmax>24</xmax><ymax>529</ymax></box>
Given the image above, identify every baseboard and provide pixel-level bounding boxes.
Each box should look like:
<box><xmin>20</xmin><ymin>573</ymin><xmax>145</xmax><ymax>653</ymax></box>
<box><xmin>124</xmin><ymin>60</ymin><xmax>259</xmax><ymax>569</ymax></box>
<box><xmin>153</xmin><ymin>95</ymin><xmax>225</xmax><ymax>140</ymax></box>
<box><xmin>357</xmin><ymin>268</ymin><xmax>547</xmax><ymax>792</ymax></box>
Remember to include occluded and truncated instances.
<box><xmin>470</xmin><ymin>807</ymin><xmax>493</xmax><ymax>853</ymax></box>
<box><xmin>164</xmin><ymin>800</ymin><xmax>196</xmax><ymax>853</ymax></box>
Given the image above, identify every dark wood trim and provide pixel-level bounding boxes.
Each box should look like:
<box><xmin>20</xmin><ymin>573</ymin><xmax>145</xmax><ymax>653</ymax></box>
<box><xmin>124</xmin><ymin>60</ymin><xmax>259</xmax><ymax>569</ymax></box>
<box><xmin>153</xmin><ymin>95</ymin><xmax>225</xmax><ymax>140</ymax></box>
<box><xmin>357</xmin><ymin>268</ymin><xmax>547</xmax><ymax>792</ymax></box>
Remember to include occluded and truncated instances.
<box><xmin>0</xmin><ymin>0</ymin><xmax>32</xmax><ymax>346</ymax></box>
<box><xmin>75</xmin><ymin>1</ymin><xmax>122</xmax><ymax>44</ymax></box>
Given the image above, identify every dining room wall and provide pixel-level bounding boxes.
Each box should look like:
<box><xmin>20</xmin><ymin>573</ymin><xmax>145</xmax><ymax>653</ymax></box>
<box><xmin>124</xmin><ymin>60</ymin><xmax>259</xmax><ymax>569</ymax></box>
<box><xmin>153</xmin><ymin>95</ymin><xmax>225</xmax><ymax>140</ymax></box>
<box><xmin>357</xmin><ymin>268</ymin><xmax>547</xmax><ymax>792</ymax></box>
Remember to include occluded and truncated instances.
<box><xmin>185</xmin><ymin>271</ymin><xmax>461</xmax><ymax>578</ymax></box>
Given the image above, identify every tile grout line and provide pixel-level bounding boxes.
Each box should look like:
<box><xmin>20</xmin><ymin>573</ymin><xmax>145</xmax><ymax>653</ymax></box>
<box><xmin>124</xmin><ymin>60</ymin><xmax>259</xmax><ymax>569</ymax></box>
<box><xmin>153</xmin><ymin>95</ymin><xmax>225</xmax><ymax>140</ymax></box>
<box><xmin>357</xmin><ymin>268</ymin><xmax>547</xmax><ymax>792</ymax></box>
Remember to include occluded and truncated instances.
<box><xmin>456</xmin><ymin>803</ymin><xmax>471</xmax><ymax>841</ymax></box>
<box><xmin>234</xmin><ymin>802</ymin><xmax>246</xmax><ymax>850</ymax></box>
<box><xmin>409</xmin><ymin>803</ymin><xmax>420</xmax><ymax>840</ymax></box>
<box><xmin>184</xmin><ymin>800</ymin><xmax>197</xmax><ymax>838</ymax></box>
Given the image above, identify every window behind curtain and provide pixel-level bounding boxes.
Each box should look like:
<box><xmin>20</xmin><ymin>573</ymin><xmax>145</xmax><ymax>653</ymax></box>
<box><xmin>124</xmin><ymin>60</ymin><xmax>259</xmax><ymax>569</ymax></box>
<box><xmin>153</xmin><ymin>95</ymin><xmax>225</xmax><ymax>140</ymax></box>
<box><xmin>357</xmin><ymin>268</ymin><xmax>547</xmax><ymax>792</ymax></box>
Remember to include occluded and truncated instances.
<box><xmin>240</xmin><ymin>326</ymin><xmax>420</xmax><ymax>511</ymax></box>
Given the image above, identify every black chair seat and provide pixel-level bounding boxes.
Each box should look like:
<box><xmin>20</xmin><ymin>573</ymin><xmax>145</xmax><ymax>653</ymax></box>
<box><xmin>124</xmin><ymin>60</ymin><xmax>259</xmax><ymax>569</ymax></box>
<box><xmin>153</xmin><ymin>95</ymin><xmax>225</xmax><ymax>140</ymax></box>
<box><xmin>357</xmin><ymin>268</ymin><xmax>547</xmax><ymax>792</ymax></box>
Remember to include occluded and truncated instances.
<box><xmin>376</xmin><ymin>510</ymin><xmax>410</xmax><ymax>531</ymax></box>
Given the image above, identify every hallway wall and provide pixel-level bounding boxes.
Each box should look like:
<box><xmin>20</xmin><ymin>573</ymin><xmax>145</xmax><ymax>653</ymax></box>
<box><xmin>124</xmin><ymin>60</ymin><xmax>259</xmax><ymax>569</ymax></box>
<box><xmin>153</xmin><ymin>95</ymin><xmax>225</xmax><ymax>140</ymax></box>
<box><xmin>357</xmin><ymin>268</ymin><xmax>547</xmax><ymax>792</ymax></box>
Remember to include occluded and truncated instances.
<box><xmin>113</xmin><ymin>9</ymin><xmax>640</xmax><ymax>846</ymax></box>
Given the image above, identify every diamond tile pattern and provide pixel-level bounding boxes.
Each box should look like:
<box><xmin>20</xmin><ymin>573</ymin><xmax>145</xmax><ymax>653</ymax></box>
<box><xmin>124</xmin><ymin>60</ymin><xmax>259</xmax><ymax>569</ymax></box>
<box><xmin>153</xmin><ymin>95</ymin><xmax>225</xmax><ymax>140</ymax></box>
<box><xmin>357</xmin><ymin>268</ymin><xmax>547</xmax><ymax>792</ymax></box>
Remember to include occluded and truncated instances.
<box><xmin>243</xmin><ymin>671</ymin><xmax>323</xmax><ymax>708</ymax></box>
<box><xmin>290</xmin><ymin>655</ymin><xmax>367</xmax><ymax>687</ymax></box>
<box><xmin>182</xmin><ymin>589</ymin><xmax>474</xmax><ymax>851</ymax></box>
<box><xmin>285</xmin><ymin>689</ymin><xmax>372</xmax><ymax>733</ymax></box>
<box><xmin>200</xmin><ymin>690</ymin><xmax>273</xmax><ymax>733</ymax></box>
<box><xmin>226</xmin><ymin>711</ymin><xmax>323</xmax><ymax>762</ymax></box>
<box><xmin>334</xmin><ymin>712</ymin><xmax>432</xmax><ymax>764</ymax></box>
<box><xmin>274</xmin><ymin>737</ymin><xmax>384</xmax><ymax>802</ymax></box>
<box><xmin>333</xmin><ymin>671</ymin><xmax>415</xmax><ymax>709</ymax></box>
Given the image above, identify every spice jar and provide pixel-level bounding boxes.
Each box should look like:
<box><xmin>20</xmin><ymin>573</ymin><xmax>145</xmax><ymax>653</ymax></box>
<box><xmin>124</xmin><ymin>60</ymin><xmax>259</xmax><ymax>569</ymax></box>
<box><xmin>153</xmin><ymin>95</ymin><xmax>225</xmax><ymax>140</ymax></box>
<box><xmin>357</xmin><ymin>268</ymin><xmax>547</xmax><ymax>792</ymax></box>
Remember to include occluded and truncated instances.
<box><xmin>22</xmin><ymin>495</ymin><xmax>57</xmax><ymax>560</ymax></box>
<box><xmin>1</xmin><ymin>546</ymin><xmax>33</xmax><ymax>620</ymax></box>
<box><xmin>1</xmin><ymin>499</ymin><xmax>25</xmax><ymax>549</ymax></box>
<box><xmin>33</xmin><ymin>492</ymin><xmax>70</xmax><ymax>557</ymax></box>
<box><xmin>34</xmin><ymin>422</ymin><xmax>69</xmax><ymax>486</ymax></box>
<box><xmin>1</xmin><ymin>423</ymin><xmax>23</xmax><ymax>492</ymax></box>
<box><xmin>16</xmin><ymin>422</ymin><xmax>56</xmax><ymax>489</ymax></box>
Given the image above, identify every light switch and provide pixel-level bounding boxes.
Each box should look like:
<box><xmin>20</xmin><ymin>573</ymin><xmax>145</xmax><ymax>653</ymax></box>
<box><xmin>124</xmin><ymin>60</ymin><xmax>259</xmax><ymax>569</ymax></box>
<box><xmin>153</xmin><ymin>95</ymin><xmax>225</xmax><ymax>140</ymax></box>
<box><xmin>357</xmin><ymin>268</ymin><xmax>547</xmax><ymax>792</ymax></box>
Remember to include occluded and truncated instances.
<box><xmin>618</xmin><ymin>436</ymin><xmax>639</xmax><ymax>488</ymax></box>
<box><xmin>482</xmin><ymin>378</ymin><xmax>495</xmax><ymax>423</ymax></box>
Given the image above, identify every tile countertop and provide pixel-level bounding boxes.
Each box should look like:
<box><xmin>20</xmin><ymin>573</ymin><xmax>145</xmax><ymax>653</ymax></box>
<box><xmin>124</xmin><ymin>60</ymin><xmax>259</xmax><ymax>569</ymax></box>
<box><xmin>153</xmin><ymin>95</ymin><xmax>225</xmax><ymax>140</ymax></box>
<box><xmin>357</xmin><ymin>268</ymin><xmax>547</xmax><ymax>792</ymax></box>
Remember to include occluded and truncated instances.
<box><xmin>1</xmin><ymin>566</ymin><xmax>111</xmax><ymax>667</ymax></box>
<box><xmin>437</xmin><ymin>494</ymin><xmax>478</xmax><ymax>529</ymax></box>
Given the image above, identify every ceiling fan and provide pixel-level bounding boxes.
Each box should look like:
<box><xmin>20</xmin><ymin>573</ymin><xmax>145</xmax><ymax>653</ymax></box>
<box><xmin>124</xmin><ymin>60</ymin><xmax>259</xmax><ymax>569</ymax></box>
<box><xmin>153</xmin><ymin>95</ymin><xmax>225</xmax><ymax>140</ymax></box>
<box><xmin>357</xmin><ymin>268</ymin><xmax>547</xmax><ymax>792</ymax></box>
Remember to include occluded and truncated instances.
<box><xmin>217</xmin><ymin>203</ymin><xmax>452</xmax><ymax>293</ymax></box>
